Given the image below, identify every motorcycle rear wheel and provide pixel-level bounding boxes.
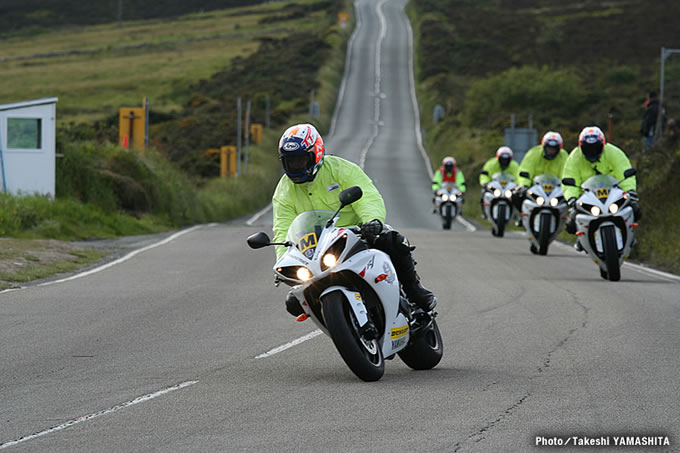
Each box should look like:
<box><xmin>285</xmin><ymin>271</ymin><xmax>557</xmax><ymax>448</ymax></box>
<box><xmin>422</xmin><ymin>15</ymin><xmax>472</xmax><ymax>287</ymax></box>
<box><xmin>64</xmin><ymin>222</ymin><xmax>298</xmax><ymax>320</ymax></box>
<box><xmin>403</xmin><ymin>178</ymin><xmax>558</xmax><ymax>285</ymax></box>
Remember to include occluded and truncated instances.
<box><xmin>398</xmin><ymin>319</ymin><xmax>443</xmax><ymax>370</ymax></box>
<box><xmin>601</xmin><ymin>225</ymin><xmax>621</xmax><ymax>281</ymax></box>
<box><xmin>321</xmin><ymin>291</ymin><xmax>385</xmax><ymax>381</ymax></box>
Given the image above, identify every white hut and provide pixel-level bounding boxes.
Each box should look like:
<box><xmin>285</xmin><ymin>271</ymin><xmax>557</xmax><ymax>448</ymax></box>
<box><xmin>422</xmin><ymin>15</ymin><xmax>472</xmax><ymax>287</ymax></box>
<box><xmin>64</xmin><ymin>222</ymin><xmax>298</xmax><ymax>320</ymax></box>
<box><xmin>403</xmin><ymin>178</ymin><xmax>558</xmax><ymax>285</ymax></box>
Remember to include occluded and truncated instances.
<box><xmin>0</xmin><ymin>97</ymin><xmax>58</xmax><ymax>197</ymax></box>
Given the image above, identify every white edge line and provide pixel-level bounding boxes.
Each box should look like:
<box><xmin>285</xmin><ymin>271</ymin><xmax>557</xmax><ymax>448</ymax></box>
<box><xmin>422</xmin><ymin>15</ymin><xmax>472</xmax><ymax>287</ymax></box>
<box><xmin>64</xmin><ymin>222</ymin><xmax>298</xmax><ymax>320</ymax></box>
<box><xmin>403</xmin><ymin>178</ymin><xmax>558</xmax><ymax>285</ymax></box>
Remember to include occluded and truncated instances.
<box><xmin>0</xmin><ymin>380</ymin><xmax>198</xmax><ymax>450</ymax></box>
<box><xmin>551</xmin><ymin>240</ymin><xmax>680</xmax><ymax>283</ymax></box>
<box><xmin>456</xmin><ymin>215</ymin><xmax>477</xmax><ymax>232</ymax></box>
<box><xmin>329</xmin><ymin>0</ymin><xmax>361</xmax><ymax>138</ymax></box>
<box><xmin>358</xmin><ymin>0</ymin><xmax>387</xmax><ymax>169</ymax></box>
<box><xmin>405</xmin><ymin>7</ymin><xmax>433</xmax><ymax>177</ymax></box>
<box><xmin>32</xmin><ymin>224</ymin><xmax>207</xmax><ymax>288</ymax></box>
<box><xmin>246</xmin><ymin>202</ymin><xmax>273</xmax><ymax>226</ymax></box>
<box><xmin>255</xmin><ymin>329</ymin><xmax>323</xmax><ymax>359</ymax></box>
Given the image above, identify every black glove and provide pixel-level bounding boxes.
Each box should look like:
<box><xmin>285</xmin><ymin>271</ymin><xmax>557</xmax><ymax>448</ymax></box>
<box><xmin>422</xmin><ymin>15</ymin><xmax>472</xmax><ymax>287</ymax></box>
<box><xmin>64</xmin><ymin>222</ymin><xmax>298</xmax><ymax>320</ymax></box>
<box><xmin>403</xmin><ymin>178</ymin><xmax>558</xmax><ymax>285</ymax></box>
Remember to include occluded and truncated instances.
<box><xmin>360</xmin><ymin>219</ymin><xmax>383</xmax><ymax>242</ymax></box>
<box><xmin>627</xmin><ymin>190</ymin><xmax>639</xmax><ymax>202</ymax></box>
<box><xmin>568</xmin><ymin>198</ymin><xmax>577</xmax><ymax>209</ymax></box>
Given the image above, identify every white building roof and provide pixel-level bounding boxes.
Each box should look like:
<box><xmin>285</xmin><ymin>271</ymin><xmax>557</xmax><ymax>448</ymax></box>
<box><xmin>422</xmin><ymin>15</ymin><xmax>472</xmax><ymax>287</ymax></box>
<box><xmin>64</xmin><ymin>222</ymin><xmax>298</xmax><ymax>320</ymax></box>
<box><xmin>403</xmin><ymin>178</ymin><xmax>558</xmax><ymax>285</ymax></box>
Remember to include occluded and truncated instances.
<box><xmin>0</xmin><ymin>97</ymin><xmax>58</xmax><ymax>112</ymax></box>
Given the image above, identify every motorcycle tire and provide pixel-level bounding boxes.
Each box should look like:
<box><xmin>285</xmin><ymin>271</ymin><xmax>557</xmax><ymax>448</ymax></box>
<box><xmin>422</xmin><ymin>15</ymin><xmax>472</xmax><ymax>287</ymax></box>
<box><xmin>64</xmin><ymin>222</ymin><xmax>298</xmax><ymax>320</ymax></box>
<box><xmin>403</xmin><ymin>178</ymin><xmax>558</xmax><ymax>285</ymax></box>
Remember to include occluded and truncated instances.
<box><xmin>601</xmin><ymin>225</ymin><xmax>621</xmax><ymax>282</ymax></box>
<box><xmin>321</xmin><ymin>291</ymin><xmax>385</xmax><ymax>381</ymax></box>
<box><xmin>538</xmin><ymin>213</ymin><xmax>551</xmax><ymax>255</ymax></box>
<box><xmin>443</xmin><ymin>204</ymin><xmax>452</xmax><ymax>230</ymax></box>
<box><xmin>496</xmin><ymin>204</ymin><xmax>506</xmax><ymax>237</ymax></box>
<box><xmin>398</xmin><ymin>319</ymin><xmax>443</xmax><ymax>370</ymax></box>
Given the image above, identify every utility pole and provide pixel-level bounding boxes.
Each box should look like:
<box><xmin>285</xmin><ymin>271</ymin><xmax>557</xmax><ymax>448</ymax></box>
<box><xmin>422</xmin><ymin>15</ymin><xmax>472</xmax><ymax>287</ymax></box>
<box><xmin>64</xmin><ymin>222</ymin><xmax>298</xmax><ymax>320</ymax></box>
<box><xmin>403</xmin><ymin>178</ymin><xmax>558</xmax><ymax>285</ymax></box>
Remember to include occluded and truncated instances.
<box><xmin>236</xmin><ymin>97</ymin><xmax>242</xmax><ymax>177</ymax></box>
<box><xmin>654</xmin><ymin>47</ymin><xmax>680</xmax><ymax>144</ymax></box>
<box><xmin>244</xmin><ymin>99</ymin><xmax>251</xmax><ymax>174</ymax></box>
<box><xmin>117</xmin><ymin>0</ymin><xmax>123</xmax><ymax>26</ymax></box>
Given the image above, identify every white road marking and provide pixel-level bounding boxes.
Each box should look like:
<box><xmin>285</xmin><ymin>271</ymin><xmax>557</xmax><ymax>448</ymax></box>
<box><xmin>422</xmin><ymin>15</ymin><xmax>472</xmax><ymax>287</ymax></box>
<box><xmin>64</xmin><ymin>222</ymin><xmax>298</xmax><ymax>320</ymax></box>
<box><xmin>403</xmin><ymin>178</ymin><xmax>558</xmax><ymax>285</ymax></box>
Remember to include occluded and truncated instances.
<box><xmin>0</xmin><ymin>380</ymin><xmax>198</xmax><ymax>450</ymax></box>
<box><xmin>255</xmin><ymin>329</ymin><xmax>323</xmax><ymax>359</ymax></box>
<box><xmin>405</xmin><ymin>5</ymin><xmax>433</xmax><ymax>176</ymax></box>
<box><xmin>456</xmin><ymin>215</ymin><xmax>477</xmax><ymax>232</ymax></box>
<box><xmin>358</xmin><ymin>0</ymin><xmax>388</xmax><ymax>169</ymax></box>
<box><xmin>246</xmin><ymin>203</ymin><xmax>272</xmax><ymax>226</ymax></box>
<box><xmin>32</xmin><ymin>225</ymin><xmax>208</xmax><ymax>288</ymax></box>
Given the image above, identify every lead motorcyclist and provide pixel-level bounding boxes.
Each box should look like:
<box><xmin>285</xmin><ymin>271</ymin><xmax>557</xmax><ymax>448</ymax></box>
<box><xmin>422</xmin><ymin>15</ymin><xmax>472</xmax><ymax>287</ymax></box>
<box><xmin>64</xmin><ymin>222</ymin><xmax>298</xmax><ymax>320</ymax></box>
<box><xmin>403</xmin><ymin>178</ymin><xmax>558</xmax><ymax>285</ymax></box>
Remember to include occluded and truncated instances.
<box><xmin>272</xmin><ymin>124</ymin><xmax>437</xmax><ymax>316</ymax></box>
<box><xmin>479</xmin><ymin>146</ymin><xmax>519</xmax><ymax>218</ymax></box>
<box><xmin>513</xmin><ymin>131</ymin><xmax>569</xmax><ymax>227</ymax></box>
<box><xmin>562</xmin><ymin>126</ymin><xmax>642</xmax><ymax>245</ymax></box>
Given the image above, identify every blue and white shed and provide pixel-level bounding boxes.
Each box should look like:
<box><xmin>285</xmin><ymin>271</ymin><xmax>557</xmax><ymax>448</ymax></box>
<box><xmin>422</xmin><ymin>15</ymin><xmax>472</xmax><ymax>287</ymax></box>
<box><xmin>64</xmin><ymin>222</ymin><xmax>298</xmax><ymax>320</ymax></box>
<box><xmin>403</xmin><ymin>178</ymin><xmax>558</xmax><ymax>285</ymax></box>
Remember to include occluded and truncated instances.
<box><xmin>0</xmin><ymin>97</ymin><xmax>58</xmax><ymax>197</ymax></box>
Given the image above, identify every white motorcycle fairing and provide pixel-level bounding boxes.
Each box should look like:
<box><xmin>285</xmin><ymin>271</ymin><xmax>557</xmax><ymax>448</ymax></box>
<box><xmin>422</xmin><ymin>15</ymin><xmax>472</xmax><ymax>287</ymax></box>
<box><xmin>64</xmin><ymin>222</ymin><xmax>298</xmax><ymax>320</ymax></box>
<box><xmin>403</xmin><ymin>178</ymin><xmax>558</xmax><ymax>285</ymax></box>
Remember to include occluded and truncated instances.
<box><xmin>482</xmin><ymin>171</ymin><xmax>516</xmax><ymax>237</ymax></box>
<box><xmin>520</xmin><ymin>174</ymin><xmax>568</xmax><ymax>255</ymax></box>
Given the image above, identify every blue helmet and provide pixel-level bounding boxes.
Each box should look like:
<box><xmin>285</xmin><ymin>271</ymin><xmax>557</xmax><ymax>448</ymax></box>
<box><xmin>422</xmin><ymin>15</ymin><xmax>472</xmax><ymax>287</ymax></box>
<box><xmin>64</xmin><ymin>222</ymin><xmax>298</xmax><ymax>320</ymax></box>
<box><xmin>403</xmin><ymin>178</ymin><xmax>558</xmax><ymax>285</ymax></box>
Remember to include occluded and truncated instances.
<box><xmin>278</xmin><ymin>124</ymin><xmax>325</xmax><ymax>183</ymax></box>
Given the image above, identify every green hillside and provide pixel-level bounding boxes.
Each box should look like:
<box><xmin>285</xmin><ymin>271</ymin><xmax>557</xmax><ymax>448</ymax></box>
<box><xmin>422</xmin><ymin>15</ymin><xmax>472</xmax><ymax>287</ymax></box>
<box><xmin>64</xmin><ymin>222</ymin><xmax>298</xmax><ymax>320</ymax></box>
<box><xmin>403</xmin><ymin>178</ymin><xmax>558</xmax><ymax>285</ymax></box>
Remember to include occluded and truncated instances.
<box><xmin>408</xmin><ymin>0</ymin><xmax>680</xmax><ymax>273</ymax></box>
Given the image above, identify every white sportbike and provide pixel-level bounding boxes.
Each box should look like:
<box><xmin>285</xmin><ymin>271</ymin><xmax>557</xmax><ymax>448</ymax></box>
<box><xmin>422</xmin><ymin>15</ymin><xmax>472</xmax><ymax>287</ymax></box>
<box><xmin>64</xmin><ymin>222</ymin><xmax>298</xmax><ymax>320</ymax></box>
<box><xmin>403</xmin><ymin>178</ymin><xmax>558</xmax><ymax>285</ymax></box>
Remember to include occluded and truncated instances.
<box><xmin>520</xmin><ymin>174</ymin><xmax>568</xmax><ymax>255</ymax></box>
<box><xmin>563</xmin><ymin>169</ymin><xmax>638</xmax><ymax>281</ymax></box>
<box><xmin>247</xmin><ymin>187</ymin><xmax>443</xmax><ymax>381</ymax></box>
<box><xmin>434</xmin><ymin>182</ymin><xmax>463</xmax><ymax>230</ymax></box>
<box><xmin>482</xmin><ymin>172</ymin><xmax>517</xmax><ymax>237</ymax></box>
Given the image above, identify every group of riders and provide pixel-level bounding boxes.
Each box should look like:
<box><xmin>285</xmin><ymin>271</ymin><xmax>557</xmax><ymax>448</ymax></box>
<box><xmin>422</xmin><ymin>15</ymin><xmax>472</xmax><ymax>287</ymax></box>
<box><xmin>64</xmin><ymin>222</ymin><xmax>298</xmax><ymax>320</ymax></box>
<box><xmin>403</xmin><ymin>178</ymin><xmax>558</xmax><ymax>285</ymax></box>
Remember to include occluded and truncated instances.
<box><xmin>433</xmin><ymin>126</ymin><xmax>641</xmax><ymax>241</ymax></box>
<box><xmin>270</xmin><ymin>123</ymin><xmax>641</xmax><ymax>317</ymax></box>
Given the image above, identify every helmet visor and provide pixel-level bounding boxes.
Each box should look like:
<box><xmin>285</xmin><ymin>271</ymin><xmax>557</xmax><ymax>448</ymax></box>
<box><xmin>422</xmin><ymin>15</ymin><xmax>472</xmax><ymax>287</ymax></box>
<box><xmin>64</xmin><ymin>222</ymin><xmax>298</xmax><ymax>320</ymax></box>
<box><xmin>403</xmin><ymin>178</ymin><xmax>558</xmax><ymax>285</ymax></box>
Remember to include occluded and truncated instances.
<box><xmin>281</xmin><ymin>152</ymin><xmax>314</xmax><ymax>175</ymax></box>
<box><xmin>444</xmin><ymin>163</ymin><xmax>454</xmax><ymax>173</ymax></box>
<box><xmin>581</xmin><ymin>142</ymin><xmax>603</xmax><ymax>162</ymax></box>
<box><xmin>543</xmin><ymin>145</ymin><xmax>559</xmax><ymax>160</ymax></box>
<box><xmin>498</xmin><ymin>156</ymin><xmax>511</xmax><ymax>169</ymax></box>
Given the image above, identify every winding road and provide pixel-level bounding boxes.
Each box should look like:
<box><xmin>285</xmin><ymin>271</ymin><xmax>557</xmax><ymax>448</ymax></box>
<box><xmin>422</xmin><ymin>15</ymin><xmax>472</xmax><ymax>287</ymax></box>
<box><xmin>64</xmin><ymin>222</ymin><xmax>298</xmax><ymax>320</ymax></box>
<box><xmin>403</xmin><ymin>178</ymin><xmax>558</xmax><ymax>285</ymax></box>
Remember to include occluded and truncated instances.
<box><xmin>1</xmin><ymin>0</ymin><xmax>678</xmax><ymax>451</ymax></box>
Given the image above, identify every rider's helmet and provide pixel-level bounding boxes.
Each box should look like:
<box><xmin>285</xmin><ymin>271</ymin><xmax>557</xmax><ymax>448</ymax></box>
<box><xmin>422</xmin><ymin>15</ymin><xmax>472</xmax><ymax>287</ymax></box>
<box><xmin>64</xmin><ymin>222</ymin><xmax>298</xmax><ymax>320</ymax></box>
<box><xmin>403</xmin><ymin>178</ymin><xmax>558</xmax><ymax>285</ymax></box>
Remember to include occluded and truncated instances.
<box><xmin>578</xmin><ymin>126</ymin><xmax>606</xmax><ymax>163</ymax></box>
<box><xmin>278</xmin><ymin>124</ymin><xmax>325</xmax><ymax>183</ymax></box>
<box><xmin>442</xmin><ymin>156</ymin><xmax>456</xmax><ymax>174</ymax></box>
<box><xmin>496</xmin><ymin>146</ymin><xmax>514</xmax><ymax>170</ymax></box>
<box><xmin>541</xmin><ymin>131</ymin><xmax>563</xmax><ymax>160</ymax></box>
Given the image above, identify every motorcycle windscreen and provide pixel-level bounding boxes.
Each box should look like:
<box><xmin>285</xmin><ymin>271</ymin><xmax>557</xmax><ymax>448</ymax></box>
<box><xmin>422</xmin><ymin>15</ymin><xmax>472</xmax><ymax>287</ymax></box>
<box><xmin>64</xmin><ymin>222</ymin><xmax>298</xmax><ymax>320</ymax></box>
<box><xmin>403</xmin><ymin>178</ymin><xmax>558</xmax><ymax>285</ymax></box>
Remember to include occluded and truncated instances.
<box><xmin>581</xmin><ymin>175</ymin><xmax>619</xmax><ymax>202</ymax></box>
<box><xmin>286</xmin><ymin>210</ymin><xmax>335</xmax><ymax>259</ymax></box>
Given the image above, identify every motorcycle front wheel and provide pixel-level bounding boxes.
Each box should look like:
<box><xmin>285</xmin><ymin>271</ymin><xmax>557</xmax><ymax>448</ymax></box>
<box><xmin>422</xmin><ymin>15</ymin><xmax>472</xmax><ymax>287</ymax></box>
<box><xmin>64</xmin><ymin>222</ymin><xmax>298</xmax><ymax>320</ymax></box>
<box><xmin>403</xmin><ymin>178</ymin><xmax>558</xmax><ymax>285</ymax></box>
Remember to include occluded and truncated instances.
<box><xmin>398</xmin><ymin>319</ymin><xmax>443</xmax><ymax>370</ymax></box>
<box><xmin>538</xmin><ymin>213</ymin><xmax>551</xmax><ymax>255</ymax></box>
<box><xmin>443</xmin><ymin>204</ymin><xmax>452</xmax><ymax>230</ymax></box>
<box><xmin>601</xmin><ymin>225</ymin><xmax>621</xmax><ymax>281</ymax></box>
<box><xmin>321</xmin><ymin>291</ymin><xmax>385</xmax><ymax>381</ymax></box>
<box><xmin>495</xmin><ymin>204</ymin><xmax>507</xmax><ymax>237</ymax></box>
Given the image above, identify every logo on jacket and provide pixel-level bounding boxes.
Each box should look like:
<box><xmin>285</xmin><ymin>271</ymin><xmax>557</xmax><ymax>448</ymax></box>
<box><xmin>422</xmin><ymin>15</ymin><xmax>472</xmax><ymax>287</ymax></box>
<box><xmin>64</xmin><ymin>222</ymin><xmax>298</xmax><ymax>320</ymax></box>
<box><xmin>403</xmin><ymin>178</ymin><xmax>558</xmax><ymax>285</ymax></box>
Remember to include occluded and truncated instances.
<box><xmin>327</xmin><ymin>183</ymin><xmax>340</xmax><ymax>192</ymax></box>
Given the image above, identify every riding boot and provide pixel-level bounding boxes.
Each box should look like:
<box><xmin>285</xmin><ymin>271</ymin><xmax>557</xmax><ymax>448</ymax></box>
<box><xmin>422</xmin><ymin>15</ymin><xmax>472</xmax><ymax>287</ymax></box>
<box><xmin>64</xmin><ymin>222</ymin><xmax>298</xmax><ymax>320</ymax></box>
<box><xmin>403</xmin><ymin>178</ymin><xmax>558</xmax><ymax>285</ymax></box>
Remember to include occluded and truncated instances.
<box><xmin>391</xmin><ymin>253</ymin><xmax>437</xmax><ymax>312</ymax></box>
<box><xmin>285</xmin><ymin>291</ymin><xmax>304</xmax><ymax>317</ymax></box>
<box><xmin>373</xmin><ymin>230</ymin><xmax>437</xmax><ymax>312</ymax></box>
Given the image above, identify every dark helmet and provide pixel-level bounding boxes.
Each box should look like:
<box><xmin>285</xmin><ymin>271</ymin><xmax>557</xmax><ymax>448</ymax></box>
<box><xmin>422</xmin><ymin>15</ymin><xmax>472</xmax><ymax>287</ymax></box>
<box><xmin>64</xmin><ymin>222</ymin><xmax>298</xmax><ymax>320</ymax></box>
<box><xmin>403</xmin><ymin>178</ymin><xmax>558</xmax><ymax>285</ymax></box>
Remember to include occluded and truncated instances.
<box><xmin>496</xmin><ymin>146</ymin><xmax>513</xmax><ymax>170</ymax></box>
<box><xmin>541</xmin><ymin>131</ymin><xmax>563</xmax><ymax>161</ymax></box>
<box><xmin>442</xmin><ymin>156</ymin><xmax>456</xmax><ymax>173</ymax></box>
<box><xmin>578</xmin><ymin>126</ymin><xmax>606</xmax><ymax>163</ymax></box>
<box><xmin>278</xmin><ymin>124</ymin><xmax>325</xmax><ymax>183</ymax></box>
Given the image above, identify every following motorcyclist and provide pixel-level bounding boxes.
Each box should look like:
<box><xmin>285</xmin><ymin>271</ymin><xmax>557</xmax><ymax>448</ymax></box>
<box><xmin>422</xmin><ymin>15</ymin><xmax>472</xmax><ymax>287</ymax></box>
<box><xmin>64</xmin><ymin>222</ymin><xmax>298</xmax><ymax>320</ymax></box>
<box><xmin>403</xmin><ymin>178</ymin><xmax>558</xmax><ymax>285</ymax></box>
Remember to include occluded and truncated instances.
<box><xmin>272</xmin><ymin>124</ymin><xmax>437</xmax><ymax>317</ymax></box>
<box><xmin>432</xmin><ymin>156</ymin><xmax>466</xmax><ymax>210</ymax></box>
<box><xmin>562</xmin><ymin>126</ymin><xmax>641</xmax><ymax>243</ymax></box>
<box><xmin>479</xmin><ymin>146</ymin><xmax>519</xmax><ymax>217</ymax></box>
<box><xmin>513</xmin><ymin>131</ymin><xmax>569</xmax><ymax>226</ymax></box>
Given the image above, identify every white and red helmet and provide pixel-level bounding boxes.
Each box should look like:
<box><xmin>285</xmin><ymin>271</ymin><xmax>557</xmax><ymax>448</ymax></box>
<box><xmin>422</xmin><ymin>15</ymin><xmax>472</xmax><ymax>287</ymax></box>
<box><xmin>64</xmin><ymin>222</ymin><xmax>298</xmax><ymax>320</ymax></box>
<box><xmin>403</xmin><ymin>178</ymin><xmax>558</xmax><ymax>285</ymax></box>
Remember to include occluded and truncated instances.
<box><xmin>578</xmin><ymin>126</ymin><xmax>606</xmax><ymax>163</ymax></box>
<box><xmin>541</xmin><ymin>131</ymin><xmax>563</xmax><ymax>160</ymax></box>
<box><xmin>442</xmin><ymin>156</ymin><xmax>456</xmax><ymax>171</ymax></box>
<box><xmin>496</xmin><ymin>146</ymin><xmax>513</xmax><ymax>169</ymax></box>
<box><xmin>278</xmin><ymin>124</ymin><xmax>325</xmax><ymax>183</ymax></box>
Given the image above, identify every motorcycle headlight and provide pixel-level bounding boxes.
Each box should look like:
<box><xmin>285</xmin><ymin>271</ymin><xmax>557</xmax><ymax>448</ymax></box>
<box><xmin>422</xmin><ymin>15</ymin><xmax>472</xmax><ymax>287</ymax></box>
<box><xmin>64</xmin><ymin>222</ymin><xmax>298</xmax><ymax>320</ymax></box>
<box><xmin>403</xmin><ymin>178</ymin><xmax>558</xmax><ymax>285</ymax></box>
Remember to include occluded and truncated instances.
<box><xmin>451</xmin><ymin>194</ymin><xmax>457</xmax><ymax>201</ymax></box>
<box><xmin>442</xmin><ymin>194</ymin><xmax>449</xmax><ymax>201</ymax></box>
<box><xmin>322</xmin><ymin>253</ymin><xmax>337</xmax><ymax>268</ymax></box>
<box><xmin>493</xmin><ymin>189</ymin><xmax>501</xmax><ymax>197</ymax></box>
<box><xmin>590</xmin><ymin>206</ymin><xmax>601</xmax><ymax>216</ymax></box>
<box><xmin>536</xmin><ymin>196</ymin><xmax>545</xmax><ymax>206</ymax></box>
<box><xmin>296</xmin><ymin>267</ymin><xmax>312</xmax><ymax>281</ymax></box>
<box><xmin>609</xmin><ymin>203</ymin><xmax>619</xmax><ymax>214</ymax></box>
<box><xmin>505</xmin><ymin>190</ymin><xmax>513</xmax><ymax>198</ymax></box>
<box><xmin>550</xmin><ymin>197</ymin><xmax>559</xmax><ymax>207</ymax></box>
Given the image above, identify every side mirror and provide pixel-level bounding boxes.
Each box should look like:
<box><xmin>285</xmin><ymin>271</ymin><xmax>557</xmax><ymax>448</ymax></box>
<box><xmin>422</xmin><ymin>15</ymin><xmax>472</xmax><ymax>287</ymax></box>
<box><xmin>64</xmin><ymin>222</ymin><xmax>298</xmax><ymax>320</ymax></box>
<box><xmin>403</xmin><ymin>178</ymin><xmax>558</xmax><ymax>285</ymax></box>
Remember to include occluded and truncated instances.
<box><xmin>562</xmin><ymin>178</ymin><xmax>576</xmax><ymax>187</ymax></box>
<box><xmin>339</xmin><ymin>186</ymin><xmax>363</xmax><ymax>206</ymax></box>
<box><xmin>623</xmin><ymin>168</ymin><xmax>637</xmax><ymax>179</ymax></box>
<box><xmin>519</xmin><ymin>171</ymin><xmax>530</xmax><ymax>179</ymax></box>
<box><xmin>247</xmin><ymin>232</ymin><xmax>271</xmax><ymax>249</ymax></box>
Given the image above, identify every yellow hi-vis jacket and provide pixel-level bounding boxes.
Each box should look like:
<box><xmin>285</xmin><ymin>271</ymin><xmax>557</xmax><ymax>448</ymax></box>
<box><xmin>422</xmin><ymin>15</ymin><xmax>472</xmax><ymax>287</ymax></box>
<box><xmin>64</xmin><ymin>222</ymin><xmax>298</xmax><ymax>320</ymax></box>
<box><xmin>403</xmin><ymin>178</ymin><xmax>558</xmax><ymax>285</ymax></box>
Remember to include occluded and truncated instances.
<box><xmin>272</xmin><ymin>155</ymin><xmax>386</xmax><ymax>259</ymax></box>
<box><xmin>479</xmin><ymin>158</ymin><xmax>519</xmax><ymax>186</ymax></box>
<box><xmin>517</xmin><ymin>145</ymin><xmax>569</xmax><ymax>187</ymax></box>
<box><xmin>561</xmin><ymin>143</ymin><xmax>636</xmax><ymax>201</ymax></box>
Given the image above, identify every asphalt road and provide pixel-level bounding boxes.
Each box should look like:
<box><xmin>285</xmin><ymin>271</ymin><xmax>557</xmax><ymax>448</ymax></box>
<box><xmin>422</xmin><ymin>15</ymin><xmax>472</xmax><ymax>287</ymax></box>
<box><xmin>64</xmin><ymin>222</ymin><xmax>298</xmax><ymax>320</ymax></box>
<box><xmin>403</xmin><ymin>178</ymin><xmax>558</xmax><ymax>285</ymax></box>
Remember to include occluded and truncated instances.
<box><xmin>1</xmin><ymin>0</ymin><xmax>679</xmax><ymax>452</ymax></box>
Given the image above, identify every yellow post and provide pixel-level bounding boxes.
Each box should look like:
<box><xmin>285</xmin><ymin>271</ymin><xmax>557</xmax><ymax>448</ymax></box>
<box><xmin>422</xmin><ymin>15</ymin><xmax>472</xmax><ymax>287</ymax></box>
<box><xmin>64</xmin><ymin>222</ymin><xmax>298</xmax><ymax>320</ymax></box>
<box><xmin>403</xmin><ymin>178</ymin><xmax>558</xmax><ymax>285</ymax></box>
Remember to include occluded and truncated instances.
<box><xmin>250</xmin><ymin>123</ymin><xmax>263</xmax><ymax>144</ymax></box>
<box><xmin>222</xmin><ymin>146</ymin><xmax>237</xmax><ymax>177</ymax></box>
<box><xmin>118</xmin><ymin>99</ymin><xmax>147</xmax><ymax>151</ymax></box>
